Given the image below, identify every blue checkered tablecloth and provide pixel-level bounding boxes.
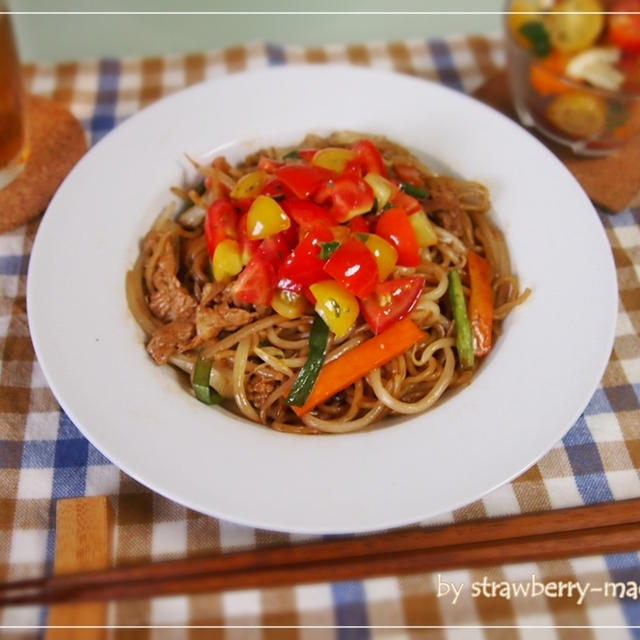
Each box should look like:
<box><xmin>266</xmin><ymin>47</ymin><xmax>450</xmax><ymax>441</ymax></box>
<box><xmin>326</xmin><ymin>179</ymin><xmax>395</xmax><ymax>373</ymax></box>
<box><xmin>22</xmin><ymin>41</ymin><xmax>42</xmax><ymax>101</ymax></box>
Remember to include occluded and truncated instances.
<box><xmin>1</xmin><ymin>35</ymin><xmax>640</xmax><ymax>637</ymax></box>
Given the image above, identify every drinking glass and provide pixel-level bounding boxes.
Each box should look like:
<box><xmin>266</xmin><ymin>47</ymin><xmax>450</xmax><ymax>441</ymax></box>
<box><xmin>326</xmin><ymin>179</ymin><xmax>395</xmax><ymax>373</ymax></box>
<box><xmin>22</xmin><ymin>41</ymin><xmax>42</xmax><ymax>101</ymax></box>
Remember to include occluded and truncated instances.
<box><xmin>0</xmin><ymin>4</ymin><xmax>25</xmax><ymax>188</ymax></box>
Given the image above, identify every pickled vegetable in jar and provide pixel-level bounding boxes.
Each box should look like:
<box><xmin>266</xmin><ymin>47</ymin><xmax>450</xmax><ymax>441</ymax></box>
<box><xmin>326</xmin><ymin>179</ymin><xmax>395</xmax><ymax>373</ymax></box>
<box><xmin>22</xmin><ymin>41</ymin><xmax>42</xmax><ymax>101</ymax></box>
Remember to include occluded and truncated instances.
<box><xmin>505</xmin><ymin>0</ymin><xmax>640</xmax><ymax>154</ymax></box>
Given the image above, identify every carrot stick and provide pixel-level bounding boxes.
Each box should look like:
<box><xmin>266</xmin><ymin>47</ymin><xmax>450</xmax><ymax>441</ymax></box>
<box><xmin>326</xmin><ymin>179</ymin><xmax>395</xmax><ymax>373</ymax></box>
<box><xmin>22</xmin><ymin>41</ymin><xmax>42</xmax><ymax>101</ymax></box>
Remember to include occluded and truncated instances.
<box><xmin>467</xmin><ymin>251</ymin><xmax>493</xmax><ymax>357</ymax></box>
<box><xmin>292</xmin><ymin>317</ymin><xmax>425</xmax><ymax>416</ymax></box>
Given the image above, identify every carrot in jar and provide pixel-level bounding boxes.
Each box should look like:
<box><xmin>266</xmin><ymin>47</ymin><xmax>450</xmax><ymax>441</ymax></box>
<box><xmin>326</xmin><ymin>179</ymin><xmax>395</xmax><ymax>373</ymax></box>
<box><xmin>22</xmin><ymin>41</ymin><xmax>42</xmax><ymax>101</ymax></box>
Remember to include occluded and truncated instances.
<box><xmin>529</xmin><ymin>50</ymin><xmax>573</xmax><ymax>96</ymax></box>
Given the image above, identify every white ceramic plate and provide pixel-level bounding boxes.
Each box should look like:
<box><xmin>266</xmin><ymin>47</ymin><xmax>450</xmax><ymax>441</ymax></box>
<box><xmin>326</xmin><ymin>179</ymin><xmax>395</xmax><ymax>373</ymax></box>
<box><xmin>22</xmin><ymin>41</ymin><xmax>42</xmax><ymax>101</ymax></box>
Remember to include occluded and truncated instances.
<box><xmin>27</xmin><ymin>65</ymin><xmax>617</xmax><ymax>534</ymax></box>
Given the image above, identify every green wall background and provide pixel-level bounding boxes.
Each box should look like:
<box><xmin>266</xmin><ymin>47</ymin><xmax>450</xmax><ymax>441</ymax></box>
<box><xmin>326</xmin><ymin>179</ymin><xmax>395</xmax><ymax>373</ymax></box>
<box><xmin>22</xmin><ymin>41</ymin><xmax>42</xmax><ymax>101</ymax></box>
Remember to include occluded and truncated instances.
<box><xmin>7</xmin><ymin>0</ymin><xmax>505</xmax><ymax>63</ymax></box>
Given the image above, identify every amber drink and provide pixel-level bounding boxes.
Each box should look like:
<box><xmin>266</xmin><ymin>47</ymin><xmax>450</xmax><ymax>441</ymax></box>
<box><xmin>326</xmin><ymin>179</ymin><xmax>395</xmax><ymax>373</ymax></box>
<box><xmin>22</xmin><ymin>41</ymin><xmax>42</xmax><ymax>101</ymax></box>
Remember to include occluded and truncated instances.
<box><xmin>0</xmin><ymin>8</ymin><xmax>24</xmax><ymax>186</ymax></box>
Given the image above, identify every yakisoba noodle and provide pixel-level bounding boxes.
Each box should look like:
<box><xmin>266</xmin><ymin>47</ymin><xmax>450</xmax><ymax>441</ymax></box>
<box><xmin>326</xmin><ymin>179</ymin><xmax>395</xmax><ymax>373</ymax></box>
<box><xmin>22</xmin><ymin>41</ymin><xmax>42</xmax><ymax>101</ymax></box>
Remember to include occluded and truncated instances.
<box><xmin>126</xmin><ymin>132</ymin><xmax>530</xmax><ymax>434</ymax></box>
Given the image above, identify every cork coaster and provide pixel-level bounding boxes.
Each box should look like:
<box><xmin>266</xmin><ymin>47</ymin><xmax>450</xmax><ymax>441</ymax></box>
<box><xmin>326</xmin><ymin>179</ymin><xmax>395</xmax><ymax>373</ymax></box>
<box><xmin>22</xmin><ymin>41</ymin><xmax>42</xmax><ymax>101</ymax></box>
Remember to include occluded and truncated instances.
<box><xmin>0</xmin><ymin>94</ymin><xmax>87</xmax><ymax>233</ymax></box>
<box><xmin>473</xmin><ymin>71</ymin><xmax>640</xmax><ymax>213</ymax></box>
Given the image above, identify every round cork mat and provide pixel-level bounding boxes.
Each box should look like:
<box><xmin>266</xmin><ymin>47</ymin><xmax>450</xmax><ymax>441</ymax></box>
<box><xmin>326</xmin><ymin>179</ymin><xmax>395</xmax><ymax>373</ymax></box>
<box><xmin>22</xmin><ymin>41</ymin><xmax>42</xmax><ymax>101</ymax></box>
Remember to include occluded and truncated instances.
<box><xmin>0</xmin><ymin>95</ymin><xmax>87</xmax><ymax>233</ymax></box>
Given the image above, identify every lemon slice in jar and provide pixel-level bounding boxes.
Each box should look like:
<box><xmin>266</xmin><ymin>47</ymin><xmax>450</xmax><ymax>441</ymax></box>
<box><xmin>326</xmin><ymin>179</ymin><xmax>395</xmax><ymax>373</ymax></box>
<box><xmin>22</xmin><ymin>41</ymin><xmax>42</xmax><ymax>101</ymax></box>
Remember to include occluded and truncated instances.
<box><xmin>546</xmin><ymin>0</ymin><xmax>604</xmax><ymax>53</ymax></box>
<box><xmin>546</xmin><ymin>91</ymin><xmax>607</xmax><ymax>137</ymax></box>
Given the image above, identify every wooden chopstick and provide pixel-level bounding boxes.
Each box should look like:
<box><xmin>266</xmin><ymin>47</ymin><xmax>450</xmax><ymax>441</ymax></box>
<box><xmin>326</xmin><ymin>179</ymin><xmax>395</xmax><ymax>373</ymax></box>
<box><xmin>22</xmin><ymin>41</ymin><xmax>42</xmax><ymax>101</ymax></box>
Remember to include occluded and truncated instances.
<box><xmin>45</xmin><ymin>496</ymin><xmax>112</xmax><ymax>640</ymax></box>
<box><xmin>3</xmin><ymin>498</ymin><xmax>640</xmax><ymax>606</ymax></box>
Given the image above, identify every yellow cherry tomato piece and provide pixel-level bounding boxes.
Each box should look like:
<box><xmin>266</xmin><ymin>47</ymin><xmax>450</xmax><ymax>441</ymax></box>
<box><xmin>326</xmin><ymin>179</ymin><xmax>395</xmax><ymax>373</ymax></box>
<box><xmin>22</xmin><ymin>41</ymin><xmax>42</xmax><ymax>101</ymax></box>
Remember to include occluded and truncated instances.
<box><xmin>363</xmin><ymin>173</ymin><xmax>394</xmax><ymax>208</ymax></box>
<box><xmin>546</xmin><ymin>91</ymin><xmax>607</xmax><ymax>137</ymax></box>
<box><xmin>408</xmin><ymin>210</ymin><xmax>438</xmax><ymax>248</ymax></box>
<box><xmin>545</xmin><ymin>0</ymin><xmax>604</xmax><ymax>53</ymax></box>
<box><xmin>230</xmin><ymin>171</ymin><xmax>267</xmax><ymax>200</ymax></box>
<box><xmin>309</xmin><ymin>280</ymin><xmax>359</xmax><ymax>337</ymax></box>
<box><xmin>271</xmin><ymin>288</ymin><xmax>309</xmax><ymax>319</ymax></box>
<box><xmin>212</xmin><ymin>238</ymin><xmax>243</xmax><ymax>283</ymax></box>
<box><xmin>246</xmin><ymin>195</ymin><xmax>291</xmax><ymax>239</ymax></box>
<box><xmin>311</xmin><ymin>148</ymin><xmax>356</xmax><ymax>173</ymax></box>
<box><xmin>364</xmin><ymin>233</ymin><xmax>398</xmax><ymax>281</ymax></box>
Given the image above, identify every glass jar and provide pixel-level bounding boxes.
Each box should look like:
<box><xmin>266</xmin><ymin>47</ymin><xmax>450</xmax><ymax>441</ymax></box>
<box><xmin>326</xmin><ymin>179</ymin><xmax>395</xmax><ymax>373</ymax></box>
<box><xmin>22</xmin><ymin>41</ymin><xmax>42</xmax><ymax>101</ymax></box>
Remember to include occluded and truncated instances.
<box><xmin>504</xmin><ymin>0</ymin><xmax>640</xmax><ymax>156</ymax></box>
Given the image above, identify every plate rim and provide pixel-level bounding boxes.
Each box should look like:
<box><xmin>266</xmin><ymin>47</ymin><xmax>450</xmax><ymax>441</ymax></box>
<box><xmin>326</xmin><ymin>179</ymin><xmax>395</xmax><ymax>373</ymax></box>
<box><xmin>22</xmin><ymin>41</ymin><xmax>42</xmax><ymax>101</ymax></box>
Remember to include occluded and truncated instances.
<box><xmin>26</xmin><ymin>64</ymin><xmax>618</xmax><ymax>534</ymax></box>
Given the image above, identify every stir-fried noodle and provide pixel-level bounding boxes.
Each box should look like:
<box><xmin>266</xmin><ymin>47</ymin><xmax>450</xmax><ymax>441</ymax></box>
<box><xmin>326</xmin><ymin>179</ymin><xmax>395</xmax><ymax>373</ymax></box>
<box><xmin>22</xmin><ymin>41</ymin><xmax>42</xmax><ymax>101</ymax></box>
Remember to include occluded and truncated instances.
<box><xmin>126</xmin><ymin>132</ymin><xmax>530</xmax><ymax>434</ymax></box>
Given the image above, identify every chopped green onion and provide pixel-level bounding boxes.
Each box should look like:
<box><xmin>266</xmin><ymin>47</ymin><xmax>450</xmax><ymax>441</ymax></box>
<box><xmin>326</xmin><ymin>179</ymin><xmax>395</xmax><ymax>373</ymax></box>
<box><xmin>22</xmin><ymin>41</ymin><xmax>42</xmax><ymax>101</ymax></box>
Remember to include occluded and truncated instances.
<box><xmin>448</xmin><ymin>270</ymin><xmax>474</xmax><ymax>370</ymax></box>
<box><xmin>400</xmin><ymin>183</ymin><xmax>429</xmax><ymax>199</ymax></box>
<box><xmin>319</xmin><ymin>241</ymin><xmax>341</xmax><ymax>260</ymax></box>
<box><xmin>381</xmin><ymin>202</ymin><xmax>394</xmax><ymax>212</ymax></box>
<box><xmin>285</xmin><ymin>315</ymin><xmax>329</xmax><ymax>407</ymax></box>
<box><xmin>192</xmin><ymin>353</ymin><xmax>223</xmax><ymax>405</ymax></box>
<box><xmin>518</xmin><ymin>21</ymin><xmax>551</xmax><ymax>58</ymax></box>
<box><xmin>354</xmin><ymin>232</ymin><xmax>369</xmax><ymax>243</ymax></box>
<box><xmin>283</xmin><ymin>149</ymin><xmax>300</xmax><ymax>160</ymax></box>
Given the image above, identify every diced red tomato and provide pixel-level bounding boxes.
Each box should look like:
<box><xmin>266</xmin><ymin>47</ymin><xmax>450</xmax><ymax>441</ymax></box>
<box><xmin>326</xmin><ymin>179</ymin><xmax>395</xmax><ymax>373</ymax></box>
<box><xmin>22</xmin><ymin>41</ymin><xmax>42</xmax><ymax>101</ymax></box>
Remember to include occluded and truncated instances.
<box><xmin>361</xmin><ymin>276</ymin><xmax>425</xmax><ymax>334</ymax></box>
<box><xmin>276</xmin><ymin>227</ymin><xmax>334</xmax><ymax>293</ymax></box>
<box><xmin>619</xmin><ymin>51</ymin><xmax>640</xmax><ymax>92</ymax></box>
<box><xmin>281</xmin><ymin>220</ymin><xmax>299</xmax><ymax>248</ymax></box>
<box><xmin>608</xmin><ymin>0</ymin><xmax>640</xmax><ymax>52</ymax></box>
<box><xmin>204</xmin><ymin>198</ymin><xmax>238</xmax><ymax>257</ymax></box>
<box><xmin>257</xmin><ymin>156</ymin><xmax>284</xmax><ymax>173</ymax></box>
<box><xmin>389</xmin><ymin>187</ymin><xmax>422</xmax><ymax>214</ymax></box>
<box><xmin>323</xmin><ymin>237</ymin><xmax>379</xmax><ymax>299</ymax></box>
<box><xmin>203</xmin><ymin>174</ymin><xmax>230</xmax><ymax>196</ymax></box>
<box><xmin>302</xmin><ymin>286</ymin><xmax>318</xmax><ymax>306</ymax></box>
<box><xmin>375</xmin><ymin>208</ymin><xmax>421</xmax><ymax>267</ymax></box>
<box><xmin>348</xmin><ymin>215</ymin><xmax>370</xmax><ymax>234</ymax></box>
<box><xmin>280</xmin><ymin>198</ymin><xmax>335</xmax><ymax>232</ymax></box>
<box><xmin>298</xmin><ymin>148</ymin><xmax>317</xmax><ymax>162</ymax></box>
<box><xmin>341</xmin><ymin>158</ymin><xmax>365</xmax><ymax>179</ymax></box>
<box><xmin>232</xmin><ymin>255</ymin><xmax>277</xmax><ymax>307</ymax></box>
<box><xmin>232</xmin><ymin>197</ymin><xmax>254</xmax><ymax>214</ymax></box>
<box><xmin>314</xmin><ymin>175</ymin><xmax>375</xmax><ymax>222</ymax></box>
<box><xmin>256</xmin><ymin>233</ymin><xmax>291</xmax><ymax>270</ymax></box>
<box><xmin>275</xmin><ymin>164</ymin><xmax>333</xmax><ymax>199</ymax></box>
<box><xmin>236</xmin><ymin>211</ymin><xmax>259</xmax><ymax>264</ymax></box>
<box><xmin>349</xmin><ymin>139</ymin><xmax>387</xmax><ymax>176</ymax></box>
<box><xmin>394</xmin><ymin>163</ymin><xmax>423</xmax><ymax>187</ymax></box>
<box><xmin>260</xmin><ymin>178</ymin><xmax>295</xmax><ymax>201</ymax></box>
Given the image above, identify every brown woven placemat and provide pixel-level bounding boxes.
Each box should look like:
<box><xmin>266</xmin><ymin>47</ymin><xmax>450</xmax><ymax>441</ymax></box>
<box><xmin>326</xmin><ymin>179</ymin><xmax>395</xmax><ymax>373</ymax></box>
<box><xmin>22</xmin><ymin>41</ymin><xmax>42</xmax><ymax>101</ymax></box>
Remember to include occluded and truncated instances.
<box><xmin>0</xmin><ymin>94</ymin><xmax>87</xmax><ymax>233</ymax></box>
<box><xmin>473</xmin><ymin>70</ymin><xmax>640</xmax><ymax>213</ymax></box>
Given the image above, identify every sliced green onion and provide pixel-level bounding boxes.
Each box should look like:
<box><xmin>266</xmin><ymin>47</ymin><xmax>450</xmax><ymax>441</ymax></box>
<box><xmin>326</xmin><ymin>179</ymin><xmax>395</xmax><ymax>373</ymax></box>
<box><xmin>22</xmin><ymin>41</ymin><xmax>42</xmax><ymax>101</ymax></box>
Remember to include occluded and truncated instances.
<box><xmin>192</xmin><ymin>352</ymin><xmax>222</xmax><ymax>405</ymax></box>
<box><xmin>518</xmin><ymin>21</ymin><xmax>551</xmax><ymax>58</ymax></box>
<box><xmin>283</xmin><ymin>149</ymin><xmax>300</xmax><ymax>160</ymax></box>
<box><xmin>448</xmin><ymin>270</ymin><xmax>474</xmax><ymax>370</ymax></box>
<box><xmin>400</xmin><ymin>182</ymin><xmax>429</xmax><ymax>199</ymax></box>
<box><xmin>285</xmin><ymin>315</ymin><xmax>330</xmax><ymax>407</ymax></box>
